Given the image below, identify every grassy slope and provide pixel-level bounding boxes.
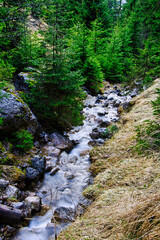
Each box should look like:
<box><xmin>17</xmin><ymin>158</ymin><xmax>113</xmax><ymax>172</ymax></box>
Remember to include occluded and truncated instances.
<box><xmin>58</xmin><ymin>78</ymin><xmax>160</xmax><ymax>240</ymax></box>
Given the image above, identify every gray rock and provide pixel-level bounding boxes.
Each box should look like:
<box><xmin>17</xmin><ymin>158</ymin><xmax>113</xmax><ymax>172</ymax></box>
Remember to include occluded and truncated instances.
<box><xmin>113</xmin><ymin>100</ymin><xmax>121</xmax><ymax>107</ymax></box>
<box><xmin>64</xmin><ymin>172</ymin><xmax>75</xmax><ymax>180</ymax></box>
<box><xmin>50</xmin><ymin>167</ymin><xmax>60</xmax><ymax>176</ymax></box>
<box><xmin>12</xmin><ymin>201</ymin><xmax>24</xmax><ymax>209</ymax></box>
<box><xmin>0</xmin><ymin>179</ymin><xmax>9</xmax><ymax>189</ymax></box>
<box><xmin>68</xmin><ymin>155</ymin><xmax>78</xmax><ymax>164</ymax></box>
<box><xmin>79</xmin><ymin>196</ymin><xmax>92</xmax><ymax>208</ymax></box>
<box><xmin>59</xmin><ymin>151</ymin><xmax>69</xmax><ymax>165</ymax></box>
<box><xmin>5</xmin><ymin>185</ymin><xmax>19</xmax><ymax>199</ymax></box>
<box><xmin>49</xmin><ymin>132</ymin><xmax>73</xmax><ymax>151</ymax></box>
<box><xmin>0</xmin><ymin>90</ymin><xmax>38</xmax><ymax>136</ymax></box>
<box><xmin>54</xmin><ymin>206</ymin><xmax>76</xmax><ymax>222</ymax></box>
<box><xmin>14</xmin><ymin>73</ymin><xmax>30</xmax><ymax>92</ymax></box>
<box><xmin>25</xmin><ymin>167</ymin><xmax>39</xmax><ymax>180</ymax></box>
<box><xmin>45</xmin><ymin>164</ymin><xmax>56</xmax><ymax>173</ymax></box>
<box><xmin>31</xmin><ymin>155</ymin><xmax>46</xmax><ymax>174</ymax></box>
<box><xmin>42</xmin><ymin>145</ymin><xmax>61</xmax><ymax>158</ymax></box>
<box><xmin>103</xmin><ymin>102</ymin><xmax>109</xmax><ymax>107</ymax></box>
<box><xmin>90</xmin><ymin>128</ymin><xmax>109</xmax><ymax>140</ymax></box>
<box><xmin>123</xmin><ymin>102</ymin><xmax>131</xmax><ymax>111</ymax></box>
<box><xmin>24</xmin><ymin>196</ymin><xmax>41</xmax><ymax>212</ymax></box>
<box><xmin>98</xmin><ymin>121</ymin><xmax>110</xmax><ymax>128</ymax></box>
<box><xmin>130</xmin><ymin>90</ymin><xmax>137</xmax><ymax>98</ymax></box>
<box><xmin>97</xmin><ymin>112</ymin><xmax>106</xmax><ymax>117</ymax></box>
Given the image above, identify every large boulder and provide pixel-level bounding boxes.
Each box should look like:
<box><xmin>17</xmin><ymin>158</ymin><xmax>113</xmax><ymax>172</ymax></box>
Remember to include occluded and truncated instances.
<box><xmin>31</xmin><ymin>155</ymin><xmax>46</xmax><ymax>175</ymax></box>
<box><xmin>0</xmin><ymin>89</ymin><xmax>38</xmax><ymax>136</ymax></box>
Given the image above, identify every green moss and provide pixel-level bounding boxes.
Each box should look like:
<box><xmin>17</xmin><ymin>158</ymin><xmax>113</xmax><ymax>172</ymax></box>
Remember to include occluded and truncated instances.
<box><xmin>0</xmin><ymin>141</ymin><xmax>5</xmax><ymax>153</ymax></box>
<box><xmin>0</xmin><ymin>165</ymin><xmax>25</xmax><ymax>183</ymax></box>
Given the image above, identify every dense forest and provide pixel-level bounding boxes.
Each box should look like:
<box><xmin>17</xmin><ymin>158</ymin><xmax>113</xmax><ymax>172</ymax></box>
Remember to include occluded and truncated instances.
<box><xmin>0</xmin><ymin>0</ymin><xmax>160</xmax><ymax>129</ymax></box>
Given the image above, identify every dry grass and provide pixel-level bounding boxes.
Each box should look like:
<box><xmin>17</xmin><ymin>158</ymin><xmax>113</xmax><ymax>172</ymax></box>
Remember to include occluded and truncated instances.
<box><xmin>58</xmin><ymin>79</ymin><xmax>160</xmax><ymax>240</ymax></box>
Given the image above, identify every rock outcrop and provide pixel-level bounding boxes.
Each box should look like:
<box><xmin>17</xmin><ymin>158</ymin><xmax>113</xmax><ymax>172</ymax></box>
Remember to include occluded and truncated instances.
<box><xmin>0</xmin><ymin>89</ymin><xmax>38</xmax><ymax>136</ymax></box>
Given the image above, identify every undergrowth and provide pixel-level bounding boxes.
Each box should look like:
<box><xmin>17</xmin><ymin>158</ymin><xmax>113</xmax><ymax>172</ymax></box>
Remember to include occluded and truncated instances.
<box><xmin>134</xmin><ymin>89</ymin><xmax>160</xmax><ymax>155</ymax></box>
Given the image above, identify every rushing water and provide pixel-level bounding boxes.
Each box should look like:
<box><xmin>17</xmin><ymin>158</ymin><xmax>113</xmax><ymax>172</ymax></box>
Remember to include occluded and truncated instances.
<box><xmin>14</xmin><ymin>87</ymin><xmax>131</xmax><ymax>240</ymax></box>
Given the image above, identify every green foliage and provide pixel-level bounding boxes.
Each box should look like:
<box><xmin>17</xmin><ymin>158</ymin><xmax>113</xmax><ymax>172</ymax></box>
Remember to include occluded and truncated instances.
<box><xmin>0</xmin><ymin>117</ymin><xmax>4</xmax><ymax>126</ymax></box>
<box><xmin>0</xmin><ymin>58</ymin><xmax>15</xmax><ymax>82</ymax></box>
<box><xmin>14</xmin><ymin>129</ymin><xmax>34</xmax><ymax>152</ymax></box>
<box><xmin>110</xmin><ymin>124</ymin><xmax>119</xmax><ymax>133</ymax></box>
<box><xmin>134</xmin><ymin>89</ymin><xmax>160</xmax><ymax>155</ymax></box>
<box><xmin>103</xmin><ymin>124</ymin><xmax>119</xmax><ymax>139</ymax></box>
<box><xmin>152</xmin><ymin>89</ymin><xmax>160</xmax><ymax>117</ymax></box>
<box><xmin>0</xmin><ymin>0</ymin><xmax>159</xmax><ymax>129</ymax></box>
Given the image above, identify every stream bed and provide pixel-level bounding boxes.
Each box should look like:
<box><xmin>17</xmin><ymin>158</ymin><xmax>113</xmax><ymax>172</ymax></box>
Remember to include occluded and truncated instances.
<box><xmin>13</xmin><ymin>85</ymin><xmax>134</xmax><ymax>240</ymax></box>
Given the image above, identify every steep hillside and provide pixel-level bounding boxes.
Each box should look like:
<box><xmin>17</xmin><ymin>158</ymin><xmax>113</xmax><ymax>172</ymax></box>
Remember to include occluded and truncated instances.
<box><xmin>59</xmin><ymin>78</ymin><xmax>160</xmax><ymax>240</ymax></box>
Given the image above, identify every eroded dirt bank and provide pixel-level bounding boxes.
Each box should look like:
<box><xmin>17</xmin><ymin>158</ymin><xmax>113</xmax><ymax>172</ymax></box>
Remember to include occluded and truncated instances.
<box><xmin>58</xmin><ymin>78</ymin><xmax>160</xmax><ymax>240</ymax></box>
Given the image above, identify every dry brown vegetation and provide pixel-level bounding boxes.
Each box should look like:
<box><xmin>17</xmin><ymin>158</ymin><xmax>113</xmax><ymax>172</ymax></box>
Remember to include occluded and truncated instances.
<box><xmin>58</xmin><ymin>79</ymin><xmax>160</xmax><ymax>240</ymax></box>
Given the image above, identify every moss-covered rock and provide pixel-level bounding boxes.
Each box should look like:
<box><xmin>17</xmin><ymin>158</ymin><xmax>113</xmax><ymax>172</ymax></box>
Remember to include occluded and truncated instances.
<box><xmin>0</xmin><ymin>87</ymin><xmax>38</xmax><ymax>137</ymax></box>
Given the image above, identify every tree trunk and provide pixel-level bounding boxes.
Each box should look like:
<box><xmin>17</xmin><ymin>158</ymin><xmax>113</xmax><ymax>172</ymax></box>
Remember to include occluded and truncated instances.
<box><xmin>0</xmin><ymin>204</ymin><xmax>22</xmax><ymax>225</ymax></box>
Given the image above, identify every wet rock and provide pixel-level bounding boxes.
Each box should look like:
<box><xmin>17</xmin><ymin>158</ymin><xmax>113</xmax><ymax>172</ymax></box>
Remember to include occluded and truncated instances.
<box><xmin>12</xmin><ymin>201</ymin><xmax>25</xmax><ymax>209</ymax></box>
<box><xmin>34</xmin><ymin>141</ymin><xmax>40</xmax><ymax>148</ymax></box>
<box><xmin>39</xmin><ymin>204</ymin><xmax>51</xmax><ymax>216</ymax></box>
<box><xmin>59</xmin><ymin>151</ymin><xmax>69</xmax><ymax>165</ymax></box>
<box><xmin>24</xmin><ymin>196</ymin><xmax>41</xmax><ymax>212</ymax></box>
<box><xmin>5</xmin><ymin>185</ymin><xmax>19</xmax><ymax>199</ymax></box>
<box><xmin>97</xmin><ymin>112</ymin><xmax>106</xmax><ymax>117</ymax></box>
<box><xmin>50</xmin><ymin>167</ymin><xmax>60</xmax><ymax>176</ymax></box>
<box><xmin>45</xmin><ymin>158</ymin><xmax>58</xmax><ymax>172</ymax></box>
<box><xmin>0</xmin><ymin>89</ymin><xmax>38</xmax><ymax>136</ymax></box>
<box><xmin>45</xmin><ymin>164</ymin><xmax>56</xmax><ymax>173</ymax></box>
<box><xmin>42</xmin><ymin>145</ymin><xmax>61</xmax><ymax>158</ymax></box>
<box><xmin>79</xmin><ymin>196</ymin><xmax>92</xmax><ymax>208</ymax></box>
<box><xmin>103</xmin><ymin>102</ymin><xmax>109</xmax><ymax>107</ymax></box>
<box><xmin>25</xmin><ymin>167</ymin><xmax>39</xmax><ymax>180</ymax></box>
<box><xmin>123</xmin><ymin>102</ymin><xmax>132</xmax><ymax>111</ymax></box>
<box><xmin>130</xmin><ymin>90</ymin><xmax>138</xmax><ymax>98</ymax></box>
<box><xmin>90</xmin><ymin>128</ymin><xmax>108</xmax><ymax>140</ymax></box>
<box><xmin>95</xmin><ymin>98</ymin><xmax>101</xmax><ymax>104</ymax></box>
<box><xmin>88</xmin><ymin>140</ymin><xmax>100</xmax><ymax>147</ymax></box>
<box><xmin>64</xmin><ymin>172</ymin><xmax>75</xmax><ymax>180</ymax></box>
<box><xmin>68</xmin><ymin>155</ymin><xmax>78</xmax><ymax>164</ymax></box>
<box><xmin>0</xmin><ymin>179</ymin><xmax>9</xmax><ymax>189</ymax></box>
<box><xmin>31</xmin><ymin>155</ymin><xmax>46</xmax><ymax>174</ymax></box>
<box><xmin>49</xmin><ymin>132</ymin><xmax>73</xmax><ymax>152</ymax></box>
<box><xmin>113</xmin><ymin>99</ymin><xmax>121</xmax><ymax>107</ymax></box>
<box><xmin>98</xmin><ymin>121</ymin><xmax>110</xmax><ymax>128</ymax></box>
<box><xmin>112</xmin><ymin>118</ymin><xmax>118</xmax><ymax>122</ymax></box>
<box><xmin>54</xmin><ymin>206</ymin><xmax>76</xmax><ymax>222</ymax></box>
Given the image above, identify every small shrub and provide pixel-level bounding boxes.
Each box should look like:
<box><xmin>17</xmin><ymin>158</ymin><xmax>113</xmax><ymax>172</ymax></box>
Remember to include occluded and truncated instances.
<box><xmin>110</xmin><ymin>124</ymin><xmax>118</xmax><ymax>134</ymax></box>
<box><xmin>134</xmin><ymin>120</ymin><xmax>160</xmax><ymax>154</ymax></box>
<box><xmin>104</xmin><ymin>124</ymin><xmax>119</xmax><ymax>138</ymax></box>
<box><xmin>152</xmin><ymin>88</ymin><xmax>160</xmax><ymax>117</ymax></box>
<box><xmin>134</xmin><ymin>89</ymin><xmax>160</xmax><ymax>154</ymax></box>
<box><xmin>0</xmin><ymin>117</ymin><xmax>4</xmax><ymax>125</ymax></box>
<box><xmin>14</xmin><ymin>129</ymin><xmax>34</xmax><ymax>152</ymax></box>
